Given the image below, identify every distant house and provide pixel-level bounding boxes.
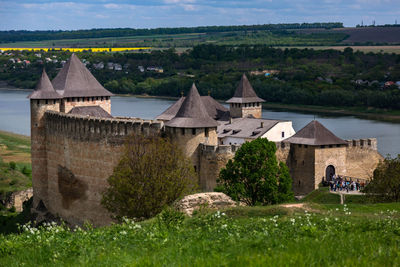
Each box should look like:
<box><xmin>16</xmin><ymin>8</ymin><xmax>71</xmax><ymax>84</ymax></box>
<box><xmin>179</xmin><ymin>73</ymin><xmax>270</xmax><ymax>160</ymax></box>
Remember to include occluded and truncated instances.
<box><xmin>385</xmin><ymin>81</ymin><xmax>395</xmax><ymax>87</ymax></box>
<box><xmin>396</xmin><ymin>81</ymin><xmax>400</xmax><ymax>88</ymax></box>
<box><xmin>114</xmin><ymin>64</ymin><xmax>122</xmax><ymax>71</ymax></box>
<box><xmin>138</xmin><ymin>65</ymin><xmax>144</xmax><ymax>72</ymax></box>
<box><xmin>93</xmin><ymin>62</ymin><xmax>104</xmax><ymax>70</ymax></box>
<box><xmin>8</xmin><ymin>58</ymin><xmax>15</xmax><ymax>64</ymax></box>
<box><xmin>107</xmin><ymin>62</ymin><xmax>114</xmax><ymax>70</ymax></box>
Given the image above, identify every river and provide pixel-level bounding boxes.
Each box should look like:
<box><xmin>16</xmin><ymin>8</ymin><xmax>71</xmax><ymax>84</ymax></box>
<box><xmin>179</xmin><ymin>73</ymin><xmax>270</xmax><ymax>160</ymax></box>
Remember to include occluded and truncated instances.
<box><xmin>0</xmin><ymin>88</ymin><xmax>399</xmax><ymax>157</ymax></box>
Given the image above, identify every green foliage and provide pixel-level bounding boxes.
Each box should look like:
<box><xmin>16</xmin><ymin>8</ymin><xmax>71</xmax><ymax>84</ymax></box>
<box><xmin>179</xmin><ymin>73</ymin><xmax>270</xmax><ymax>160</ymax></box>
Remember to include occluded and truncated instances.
<box><xmin>218</xmin><ymin>138</ymin><xmax>294</xmax><ymax>206</ymax></box>
<box><xmin>364</xmin><ymin>155</ymin><xmax>400</xmax><ymax>202</ymax></box>
<box><xmin>156</xmin><ymin>207</ymin><xmax>185</xmax><ymax>230</ymax></box>
<box><xmin>102</xmin><ymin>134</ymin><xmax>196</xmax><ymax>220</ymax></box>
<box><xmin>8</xmin><ymin>162</ymin><xmax>16</xmax><ymax>170</ymax></box>
<box><xmin>302</xmin><ymin>187</ymin><xmax>341</xmax><ymax>204</ymax></box>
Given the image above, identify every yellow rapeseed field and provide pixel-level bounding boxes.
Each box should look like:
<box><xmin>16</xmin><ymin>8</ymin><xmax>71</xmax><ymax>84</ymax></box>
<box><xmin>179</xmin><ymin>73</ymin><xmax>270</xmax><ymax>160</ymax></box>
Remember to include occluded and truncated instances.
<box><xmin>0</xmin><ymin>47</ymin><xmax>151</xmax><ymax>52</ymax></box>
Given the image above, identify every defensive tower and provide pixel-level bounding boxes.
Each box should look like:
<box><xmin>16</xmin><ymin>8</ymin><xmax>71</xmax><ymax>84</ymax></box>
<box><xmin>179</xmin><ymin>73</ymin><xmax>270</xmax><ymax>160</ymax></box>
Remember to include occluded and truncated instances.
<box><xmin>285</xmin><ymin>120</ymin><xmax>348</xmax><ymax>194</ymax></box>
<box><xmin>226</xmin><ymin>74</ymin><xmax>265</xmax><ymax>118</ymax></box>
<box><xmin>28</xmin><ymin>70</ymin><xmax>62</xmax><ymax>208</ymax></box>
<box><xmin>52</xmin><ymin>53</ymin><xmax>113</xmax><ymax>114</ymax></box>
<box><xmin>165</xmin><ymin>83</ymin><xmax>218</xmax><ymax>173</ymax></box>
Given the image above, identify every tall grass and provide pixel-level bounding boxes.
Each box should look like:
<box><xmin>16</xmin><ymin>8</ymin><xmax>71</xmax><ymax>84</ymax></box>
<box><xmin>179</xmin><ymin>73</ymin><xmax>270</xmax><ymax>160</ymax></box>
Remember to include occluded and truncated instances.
<box><xmin>1</xmin><ymin>205</ymin><xmax>400</xmax><ymax>266</ymax></box>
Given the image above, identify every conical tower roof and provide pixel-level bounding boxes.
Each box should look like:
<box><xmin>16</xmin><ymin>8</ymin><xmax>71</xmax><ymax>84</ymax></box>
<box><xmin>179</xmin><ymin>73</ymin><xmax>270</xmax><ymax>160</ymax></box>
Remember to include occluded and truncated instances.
<box><xmin>28</xmin><ymin>70</ymin><xmax>62</xmax><ymax>99</ymax></box>
<box><xmin>226</xmin><ymin>74</ymin><xmax>265</xmax><ymax>104</ymax></box>
<box><xmin>52</xmin><ymin>53</ymin><xmax>113</xmax><ymax>98</ymax></box>
<box><xmin>165</xmin><ymin>84</ymin><xmax>218</xmax><ymax>128</ymax></box>
<box><xmin>285</xmin><ymin>120</ymin><xmax>347</xmax><ymax>146</ymax></box>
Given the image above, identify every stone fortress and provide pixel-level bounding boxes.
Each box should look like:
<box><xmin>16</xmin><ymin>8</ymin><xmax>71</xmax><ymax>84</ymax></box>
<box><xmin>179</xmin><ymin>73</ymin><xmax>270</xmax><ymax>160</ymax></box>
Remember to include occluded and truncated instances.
<box><xmin>29</xmin><ymin>54</ymin><xmax>383</xmax><ymax>226</ymax></box>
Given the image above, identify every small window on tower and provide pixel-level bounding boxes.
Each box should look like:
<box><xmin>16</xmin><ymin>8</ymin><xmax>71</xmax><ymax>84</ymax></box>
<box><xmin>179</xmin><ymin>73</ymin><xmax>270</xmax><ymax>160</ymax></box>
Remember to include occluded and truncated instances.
<box><xmin>281</xmin><ymin>131</ymin><xmax>285</xmax><ymax>138</ymax></box>
<box><xmin>192</xmin><ymin>128</ymin><xmax>196</xmax><ymax>135</ymax></box>
<box><xmin>205</xmin><ymin>128</ymin><xmax>209</xmax><ymax>137</ymax></box>
<box><xmin>181</xmin><ymin>128</ymin><xmax>185</xmax><ymax>135</ymax></box>
<box><xmin>45</xmin><ymin>100</ymin><xmax>48</xmax><ymax>104</ymax></box>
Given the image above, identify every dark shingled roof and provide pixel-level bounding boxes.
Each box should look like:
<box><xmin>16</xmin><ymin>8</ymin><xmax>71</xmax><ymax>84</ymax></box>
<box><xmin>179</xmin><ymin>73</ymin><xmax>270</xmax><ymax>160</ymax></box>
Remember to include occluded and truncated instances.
<box><xmin>28</xmin><ymin>70</ymin><xmax>62</xmax><ymax>99</ymax></box>
<box><xmin>218</xmin><ymin>117</ymin><xmax>282</xmax><ymax>139</ymax></box>
<box><xmin>156</xmin><ymin>95</ymin><xmax>229</xmax><ymax>121</ymax></box>
<box><xmin>226</xmin><ymin>74</ymin><xmax>265</xmax><ymax>104</ymax></box>
<box><xmin>165</xmin><ymin>84</ymin><xmax>218</xmax><ymax>128</ymax></box>
<box><xmin>68</xmin><ymin>106</ymin><xmax>113</xmax><ymax>118</ymax></box>
<box><xmin>285</xmin><ymin>120</ymin><xmax>347</xmax><ymax>146</ymax></box>
<box><xmin>52</xmin><ymin>54</ymin><xmax>113</xmax><ymax>98</ymax></box>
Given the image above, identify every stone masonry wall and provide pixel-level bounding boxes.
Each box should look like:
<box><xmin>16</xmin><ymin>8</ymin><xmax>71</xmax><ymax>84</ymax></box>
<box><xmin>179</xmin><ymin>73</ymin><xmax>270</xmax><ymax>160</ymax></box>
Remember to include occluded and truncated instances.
<box><xmin>199</xmin><ymin>144</ymin><xmax>238</xmax><ymax>191</ymax></box>
<box><xmin>61</xmin><ymin>98</ymin><xmax>111</xmax><ymax>114</ymax></box>
<box><xmin>43</xmin><ymin>111</ymin><xmax>162</xmax><ymax>226</ymax></box>
<box><xmin>30</xmin><ymin>99</ymin><xmax>61</xmax><ymax>208</ymax></box>
<box><xmin>314</xmin><ymin>146</ymin><xmax>347</xmax><ymax>186</ymax></box>
<box><xmin>288</xmin><ymin>144</ymin><xmax>316</xmax><ymax>195</ymax></box>
<box><xmin>345</xmin><ymin>138</ymin><xmax>383</xmax><ymax>180</ymax></box>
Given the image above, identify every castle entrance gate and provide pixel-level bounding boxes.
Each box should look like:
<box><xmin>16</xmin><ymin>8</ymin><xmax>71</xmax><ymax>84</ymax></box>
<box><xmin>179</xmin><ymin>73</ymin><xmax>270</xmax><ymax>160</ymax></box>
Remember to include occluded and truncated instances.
<box><xmin>326</xmin><ymin>165</ymin><xmax>335</xmax><ymax>181</ymax></box>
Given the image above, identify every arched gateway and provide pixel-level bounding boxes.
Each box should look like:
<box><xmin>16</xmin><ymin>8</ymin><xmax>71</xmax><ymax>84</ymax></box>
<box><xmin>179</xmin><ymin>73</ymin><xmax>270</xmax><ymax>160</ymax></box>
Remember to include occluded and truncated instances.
<box><xmin>326</xmin><ymin>165</ymin><xmax>335</xmax><ymax>181</ymax></box>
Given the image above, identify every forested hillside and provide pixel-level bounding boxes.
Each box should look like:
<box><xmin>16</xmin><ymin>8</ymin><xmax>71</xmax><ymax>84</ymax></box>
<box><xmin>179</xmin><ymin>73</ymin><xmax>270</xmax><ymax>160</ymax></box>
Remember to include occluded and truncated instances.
<box><xmin>1</xmin><ymin>44</ymin><xmax>400</xmax><ymax>110</ymax></box>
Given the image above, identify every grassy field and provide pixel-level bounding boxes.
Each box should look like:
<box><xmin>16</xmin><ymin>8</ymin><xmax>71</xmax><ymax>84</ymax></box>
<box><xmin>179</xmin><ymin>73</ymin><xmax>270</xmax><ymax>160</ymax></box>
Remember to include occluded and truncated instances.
<box><xmin>0</xmin><ymin>30</ymin><xmax>347</xmax><ymax>49</ymax></box>
<box><xmin>1</xmin><ymin>199</ymin><xmax>400</xmax><ymax>266</ymax></box>
<box><xmin>280</xmin><ymin>45</ymin><xmax>400</xmax><ymax>54</ymax></box>
<box><xmin>0</xmin><ymin>130</ymin><xmax>31</xmax><ymax>199</ymax></box>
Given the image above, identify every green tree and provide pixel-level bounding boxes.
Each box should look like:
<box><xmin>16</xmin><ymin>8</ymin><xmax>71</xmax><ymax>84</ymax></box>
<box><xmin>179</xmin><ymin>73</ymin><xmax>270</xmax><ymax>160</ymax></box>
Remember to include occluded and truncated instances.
<box><xmin>102</xmin><ymin>134</ymin><xmax>196</xmax><ymax>220</ymax></box>
<box><xmin>217</xmin><ymin>138</ymin><xmax>293</xmax><ymax>206</ymax></box>
<box><xmin>364</xmin><ymin>155</ymin><xmax>400</xmax><ymax>202</ymax></box>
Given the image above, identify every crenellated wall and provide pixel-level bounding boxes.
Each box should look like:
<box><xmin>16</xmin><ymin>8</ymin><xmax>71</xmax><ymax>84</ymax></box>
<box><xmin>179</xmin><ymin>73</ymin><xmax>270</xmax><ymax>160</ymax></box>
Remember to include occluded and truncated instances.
<box><xmin>199</xmin><ymin>144</ymin><xmax>239</xmax><ymax>191</ymax></box>
<box><xmin>345</xmin><ymin>138</ymin><xmax>382</xmax><ymax>180</ymax></box>
<box><xmin>42</xmin><ymin>111</ymin><xmax>163</xmax><ymax>226</ymax></box>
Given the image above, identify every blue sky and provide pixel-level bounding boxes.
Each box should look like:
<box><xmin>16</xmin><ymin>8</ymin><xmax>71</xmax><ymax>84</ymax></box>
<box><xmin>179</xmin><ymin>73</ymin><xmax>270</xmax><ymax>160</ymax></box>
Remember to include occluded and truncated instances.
<box><xmin>0</xmin><ymin>0</ymin><xmax>399</xmax><ymax>30</ymax></box>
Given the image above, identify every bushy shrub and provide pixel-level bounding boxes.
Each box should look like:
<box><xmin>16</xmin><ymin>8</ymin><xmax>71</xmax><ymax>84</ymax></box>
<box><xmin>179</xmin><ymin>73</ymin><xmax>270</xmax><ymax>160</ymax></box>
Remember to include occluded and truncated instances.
<box><xmin>218</xmin><ymin>138</ymin><xmax>293</xmax><ymax>206</ymax></box>
<box><xmin>9</xmin><ymin>162</ymin><xmax>16</xmax><ymax>170</ymax></box>
<box><xmin>364</xmin><ymin>155</ymin><xmax>400</xmax><ymax>202</ymax></box>
<box><xmin>102</xmin><ymin>134</ymin><xmax>196</xmax><ymax>220</ymax></box>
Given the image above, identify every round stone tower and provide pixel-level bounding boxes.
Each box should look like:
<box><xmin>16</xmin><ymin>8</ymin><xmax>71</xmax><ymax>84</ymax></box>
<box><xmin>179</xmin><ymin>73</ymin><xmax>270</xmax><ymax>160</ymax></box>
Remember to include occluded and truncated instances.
<box><xmin>28</xmin><ymin>70</ymin><xmax>62</xmax><ymax>208</ymax></box>
<box><xmin>165</xmin><ymin>83</ymin><xmax>218</xmax><ymax>173</ymax></box>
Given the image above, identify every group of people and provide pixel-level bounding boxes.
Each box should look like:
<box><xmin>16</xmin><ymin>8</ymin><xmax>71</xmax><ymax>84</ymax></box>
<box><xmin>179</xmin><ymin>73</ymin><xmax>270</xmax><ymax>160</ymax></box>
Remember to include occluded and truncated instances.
<box><xmin>329</xmin><ymin>174</ymin><xmax>365</xmax><ymax>192</ymax></box>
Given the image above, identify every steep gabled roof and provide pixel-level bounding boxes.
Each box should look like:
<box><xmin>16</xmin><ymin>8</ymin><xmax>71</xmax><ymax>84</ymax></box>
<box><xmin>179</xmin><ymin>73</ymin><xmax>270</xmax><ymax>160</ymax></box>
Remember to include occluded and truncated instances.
<box><xmin>165</xmin><ymin>84</ymin><xmax>218</xmax><ymax>128</ymax></box>
<box><xmin>226</xmin><ymin>74</ymin><xmax>265</xmax><ymax>104</ymax></box>
<box><xmin>52</xmin><ymin>54</ymin><xmax>113</xmax><ymax>98</ymax></box>
<box><xmin>28</xmin><ymin>70</ymin><xmax>62</xmax><ymax>99</ymax></box>
<box><xmin>156</xmin><ymin>95</ymin><xmax>229</xmax><ymax>121</ymax></box>
<box><xmin>68</xmin><ymin>106</ymin><xmax>112</xmax><ymax>118</ymax></box>
<box><xmin>285</xmin><ymin>120</ymin><xmax>347</xmax><ymax>146</ymax></box>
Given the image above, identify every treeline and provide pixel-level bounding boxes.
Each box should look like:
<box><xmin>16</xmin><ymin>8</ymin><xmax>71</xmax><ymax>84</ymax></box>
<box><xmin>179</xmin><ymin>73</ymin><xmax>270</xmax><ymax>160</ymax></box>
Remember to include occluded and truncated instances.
<box><xmin>1</xmin><ymin>44</ymin><xmax>400</xmax><ymax>110</ymax></box>
<box><xmin>0</xmin><ymin>23</ymin><xmax>343</xmax><ymax>43</ymax></box>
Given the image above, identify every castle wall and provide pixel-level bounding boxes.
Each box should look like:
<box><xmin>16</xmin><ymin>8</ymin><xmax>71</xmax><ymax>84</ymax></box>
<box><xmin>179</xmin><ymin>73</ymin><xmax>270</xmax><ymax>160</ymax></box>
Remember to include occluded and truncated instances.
<box><xmin>345</xmin><ymin>139</ymin><xmax>383</xmax><ymax>180</ymax></box>
<box><xmin>166</xmin><ymin>127</ymin><xmax>218</xmax><ymax>175</ymax></box>
<box><xmin>199</xmin><ymin>144</ymin><xmax>238</xmax><ymax>191</ymax></box>
<box><xmin>61</xmin><ymin>97</ymin><xmax>111</xmax><ymax>114</ymax></box>
<box><xmin>30</xmin><ymin>99</ymin><xmax>61</xmax><ymax>208</ymax></box>
<box><xmin>43</xmin><ymin>111</ymin><xmax>162</xmax><ymax>226</ymax></box>
<box><xmin>275</xmin><ymin>142</ymin><xmax>291</xmax><ymax>164</ymax></box>
<box><xmin>314</xmin><ymin>146</ymin><xmax>347</xmax><ymax>186</ymax></box>
<box><xmin>288</xmin><ymin>144</ymin><xmax>316</xmax><ymax>195</ymax></box>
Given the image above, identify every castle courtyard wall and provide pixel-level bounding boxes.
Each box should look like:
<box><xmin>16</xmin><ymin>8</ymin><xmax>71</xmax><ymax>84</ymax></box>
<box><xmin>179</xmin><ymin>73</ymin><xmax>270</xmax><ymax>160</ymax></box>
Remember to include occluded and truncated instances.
<box><xmin>61</xmin><ymin>97</ymin><xmax>111</xmax><ymax>114</ymax></box>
